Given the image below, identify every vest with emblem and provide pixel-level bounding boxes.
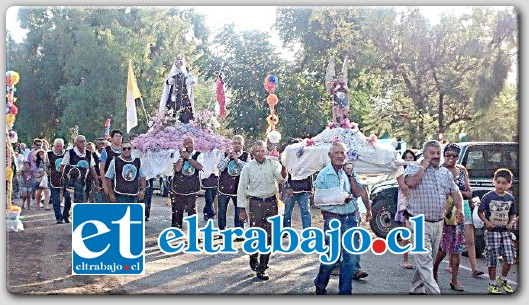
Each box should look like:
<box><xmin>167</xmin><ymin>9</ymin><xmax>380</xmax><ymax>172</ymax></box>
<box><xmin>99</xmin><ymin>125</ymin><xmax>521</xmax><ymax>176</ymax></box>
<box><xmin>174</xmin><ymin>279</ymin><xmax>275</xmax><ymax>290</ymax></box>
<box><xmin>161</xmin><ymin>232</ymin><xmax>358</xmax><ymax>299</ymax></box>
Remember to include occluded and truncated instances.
<box><xmin>104</xmin><ymin>146</ymin><xmax>121</xmax><ymax>173</ymax></box>
<box><xmin>48</xmin><ymin>150</ymin><xmax>65</xmax><ymax>188</ymax></box>
<box><xmin>63</xmin><ymin>149</ymin><xmax>92</xmax><ymax>190</ymax></box>
<box><xmin>218</xmin><ymin>151</ymin><xmax>249</xmax><ymax>196</ymax></box>
<box><xmin>172</xmin><ymin>151</ymin><xmax>201</xmax><ymax>195</ymax></box>
<box><xmin>113</xmin><ymin>157</ymin><xmax>141</xmax><ymax>196</ymax></box>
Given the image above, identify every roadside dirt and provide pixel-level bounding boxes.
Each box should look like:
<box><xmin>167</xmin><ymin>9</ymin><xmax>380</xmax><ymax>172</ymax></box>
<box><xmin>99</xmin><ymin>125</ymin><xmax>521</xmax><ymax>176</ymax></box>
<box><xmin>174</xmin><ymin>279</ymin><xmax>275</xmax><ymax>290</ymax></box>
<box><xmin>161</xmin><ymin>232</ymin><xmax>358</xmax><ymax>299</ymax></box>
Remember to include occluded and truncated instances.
<box><xmin>6</xmin><ymin>194</ymin><xmax>375</xmax><ymax>295</ymax></box>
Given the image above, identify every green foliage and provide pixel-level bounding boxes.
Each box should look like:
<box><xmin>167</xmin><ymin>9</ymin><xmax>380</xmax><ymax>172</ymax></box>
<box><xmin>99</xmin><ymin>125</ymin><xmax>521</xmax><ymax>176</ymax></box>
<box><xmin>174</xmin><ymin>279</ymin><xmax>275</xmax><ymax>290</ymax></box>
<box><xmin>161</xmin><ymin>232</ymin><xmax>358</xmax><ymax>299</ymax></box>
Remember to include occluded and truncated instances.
<box><xmin>6</xmin><ymin>6</ymin><xmax>518</xmax><ymax>150</ymax></box>
<box><xmin>203</xmin><ymin>25</ymin><xmax>284</xmax><ymax>143</ymax></box>
<box><xmin>465</xmin><ymin>84</ymin><xmax>518</xmax><ymax>142</ymax></box>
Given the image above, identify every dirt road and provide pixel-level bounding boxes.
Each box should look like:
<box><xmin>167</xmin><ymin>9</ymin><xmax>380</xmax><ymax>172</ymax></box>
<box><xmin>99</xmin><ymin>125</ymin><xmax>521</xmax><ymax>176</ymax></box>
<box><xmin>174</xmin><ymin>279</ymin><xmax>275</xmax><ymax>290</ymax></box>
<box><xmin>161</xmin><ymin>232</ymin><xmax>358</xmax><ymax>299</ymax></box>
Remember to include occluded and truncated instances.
<box><xmin>6</xmin><ymin>193</ymin><xmax>518</xmax><ymax>295</ymax></box>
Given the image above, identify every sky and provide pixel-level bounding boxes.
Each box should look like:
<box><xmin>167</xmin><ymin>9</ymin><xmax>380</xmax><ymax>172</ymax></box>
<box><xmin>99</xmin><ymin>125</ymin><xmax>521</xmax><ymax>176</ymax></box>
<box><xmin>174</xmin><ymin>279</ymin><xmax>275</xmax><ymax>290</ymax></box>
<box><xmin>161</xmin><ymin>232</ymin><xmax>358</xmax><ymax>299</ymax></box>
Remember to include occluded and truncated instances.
<box><xmin>6</xmin><ymin>6</ymin><xmax>280</xmax><ymax>43</ymax></box>
<box><xmin>6</xmin><ymin>6</ymin><xmax>296</xmax><ymax>59</ymax></box>
<box><xmin>5</xmin><ymin>6</ymin><xmax>471</xmax><ymax>44</ymax></box>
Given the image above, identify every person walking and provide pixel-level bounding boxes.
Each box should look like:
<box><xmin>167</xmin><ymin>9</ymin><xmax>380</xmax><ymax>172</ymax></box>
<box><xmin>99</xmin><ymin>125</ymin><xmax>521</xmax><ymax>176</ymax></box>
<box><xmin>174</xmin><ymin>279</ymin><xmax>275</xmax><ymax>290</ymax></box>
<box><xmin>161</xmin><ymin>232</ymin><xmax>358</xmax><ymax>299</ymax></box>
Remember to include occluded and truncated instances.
<box><xmin>237</xmin><ymin>140</ymin><xmax>287</xmax><ymax>281</ymax></box>
<box><xmin>395</xmin><ymin>149</ymin><xmax>417</xmax><ymax>269</ymax></box>
<box><xmin>313</xmin><ymin>142</ymin><xmax>363</xmax><ymax>295</ymax></box>
<box><xmin>104</xmin><ymin>141</ymin><xmax>146</xmax><ymax>203</ymax></box>
<box><xmin>60</xmin><ymin>135</ymin><xmax>100</xmax><ymax>216</ymax></box>
<box><xmin>170</xmin><ymin>136</ymin><xmax>203</xmax><ymax>229</ymax></box>
<box><xmin>217</xmin><ymin>135</ymin><xmax>250</xmax><ymax>233</ymax></box>
<box><xmin>478</xmin><ymin>168</ymin><xmax>517</xmax><ymax>294</ymax></box>
<box><xmin>404</xmin><ymin>140</ymin><xmax>463</xmax><ymax>295</ymax></box>
<box><xmin>198</xmin><ymin>148</ymin><xmax>222</xmax><ymax>221</ymax></box>
<box><xmin>433</xmin><ymin>144</ymin><xmax>469</xmax><ymax>292</ymax></box>
<box><xmin>47</xmin><ymin>138</ymin><xmax>72</xmax><ymax>223</ymax></box>
<box><xmin>99</xmin><ymin>129</ymin><xmax>123</xmax><ymax>201</ymax></box>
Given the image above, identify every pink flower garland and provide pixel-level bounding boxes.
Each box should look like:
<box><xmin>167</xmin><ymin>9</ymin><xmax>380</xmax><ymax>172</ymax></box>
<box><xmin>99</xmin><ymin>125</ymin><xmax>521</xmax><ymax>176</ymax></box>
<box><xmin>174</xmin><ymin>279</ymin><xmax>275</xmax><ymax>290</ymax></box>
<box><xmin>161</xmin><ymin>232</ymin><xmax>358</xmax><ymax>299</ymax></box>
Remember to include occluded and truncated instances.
<box><xmin>367</xmin><ymin>134</ymin><xmax>378</xmax><ymax>145</ymax></box>
<box><xmin>327</xmin><ymin>119</ymin><xmax>358</xmax><ymax>130</ymax></box>
<box><xmin>131</xmin><ymin>112</ymin><xmax>232</xmax><ymax>153</ymax></box>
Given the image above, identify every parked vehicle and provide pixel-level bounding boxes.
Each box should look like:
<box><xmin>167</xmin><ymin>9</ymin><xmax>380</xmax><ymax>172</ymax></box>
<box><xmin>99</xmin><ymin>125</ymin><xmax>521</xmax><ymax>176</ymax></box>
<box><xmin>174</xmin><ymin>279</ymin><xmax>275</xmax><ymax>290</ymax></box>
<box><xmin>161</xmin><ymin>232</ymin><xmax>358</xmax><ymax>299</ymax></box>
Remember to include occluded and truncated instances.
<box><xmin>369</xmin><ymin>142</ymin><xmax>518</xmax><ymax>257</ymax></box>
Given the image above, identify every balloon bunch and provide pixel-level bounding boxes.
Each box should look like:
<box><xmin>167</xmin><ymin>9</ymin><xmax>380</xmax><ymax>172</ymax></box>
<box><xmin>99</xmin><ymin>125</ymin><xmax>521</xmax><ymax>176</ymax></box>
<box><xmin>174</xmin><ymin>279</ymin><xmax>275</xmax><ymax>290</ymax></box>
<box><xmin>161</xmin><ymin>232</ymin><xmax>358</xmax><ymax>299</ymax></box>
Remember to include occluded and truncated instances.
<box><xmin>6</xmin><ymin>70</ymin><xmax>21</xmax><ymax>211</ymax></box>
<box><xmin>263</xmin><ymin>74</ymin><xmax>281</xmax><ymax>158</ymax></box>
<box><xmin>6</xmin><ymin>71</ymin><xmax>20</xmax><ymax>131</ymax></box>
<box><xmin>103</xmin><ymin>118</ymin><xmax>111</xmax><ymax>139</ymax></box>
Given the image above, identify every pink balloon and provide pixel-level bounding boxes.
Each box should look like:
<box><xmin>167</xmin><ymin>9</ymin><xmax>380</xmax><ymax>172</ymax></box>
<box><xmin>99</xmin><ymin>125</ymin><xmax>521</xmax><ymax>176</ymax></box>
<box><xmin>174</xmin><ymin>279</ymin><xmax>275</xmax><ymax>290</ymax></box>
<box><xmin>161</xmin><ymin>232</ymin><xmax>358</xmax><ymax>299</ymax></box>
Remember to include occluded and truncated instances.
<box><xmin>10</xmin><ymin>105</ymin><xmax>18</xmax><ymax>115</ymax></box>
<box><xmin>263</xmin><ymin>81</ymin><xmax>276</xmax><ymax>93</ymax></box>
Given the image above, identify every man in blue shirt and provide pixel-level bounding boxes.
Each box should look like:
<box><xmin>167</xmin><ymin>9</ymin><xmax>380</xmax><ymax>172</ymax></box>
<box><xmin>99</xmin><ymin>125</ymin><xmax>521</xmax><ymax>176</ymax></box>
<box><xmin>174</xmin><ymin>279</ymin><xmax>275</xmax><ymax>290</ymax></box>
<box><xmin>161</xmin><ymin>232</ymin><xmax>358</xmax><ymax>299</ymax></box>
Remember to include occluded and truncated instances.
<box><xmin>313</xmin><ymin>142</ymin><xmax>363</xmax><ymax>295</ymax></box>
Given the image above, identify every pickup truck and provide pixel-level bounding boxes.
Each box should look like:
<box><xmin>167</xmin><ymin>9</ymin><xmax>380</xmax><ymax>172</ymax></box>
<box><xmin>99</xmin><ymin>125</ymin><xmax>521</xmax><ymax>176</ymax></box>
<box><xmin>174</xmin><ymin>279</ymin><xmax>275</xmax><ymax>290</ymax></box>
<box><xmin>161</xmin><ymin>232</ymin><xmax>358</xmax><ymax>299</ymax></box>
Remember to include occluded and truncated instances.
<box><xmin>368</xmin><ymin>142</ymin><xmax>518</xmax><ymax>257</ymax></box>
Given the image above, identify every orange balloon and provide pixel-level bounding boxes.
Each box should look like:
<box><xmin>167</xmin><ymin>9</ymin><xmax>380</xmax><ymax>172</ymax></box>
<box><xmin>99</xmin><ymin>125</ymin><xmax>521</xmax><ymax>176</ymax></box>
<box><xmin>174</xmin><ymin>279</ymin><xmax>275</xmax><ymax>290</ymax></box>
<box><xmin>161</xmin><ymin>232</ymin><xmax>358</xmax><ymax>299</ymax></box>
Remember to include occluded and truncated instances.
<box><xmin>266</xmin><ymin>94</ymin><xmax>278</xmax><ymax>107</ymax></box>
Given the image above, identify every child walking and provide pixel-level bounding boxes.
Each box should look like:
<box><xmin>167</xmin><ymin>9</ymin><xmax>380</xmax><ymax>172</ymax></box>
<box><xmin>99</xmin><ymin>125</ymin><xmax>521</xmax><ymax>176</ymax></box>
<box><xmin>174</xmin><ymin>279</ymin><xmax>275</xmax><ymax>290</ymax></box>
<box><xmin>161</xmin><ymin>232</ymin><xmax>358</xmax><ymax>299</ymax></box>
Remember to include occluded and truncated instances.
<box><xmin>478</xmin><ymin>168</ymin><xmax>517</xmax><ymax>294</ymax></box>
<box><xmin>19</xmin><ymin>161</ymin><xmax>33</xmax><ymax>209</ymax></box>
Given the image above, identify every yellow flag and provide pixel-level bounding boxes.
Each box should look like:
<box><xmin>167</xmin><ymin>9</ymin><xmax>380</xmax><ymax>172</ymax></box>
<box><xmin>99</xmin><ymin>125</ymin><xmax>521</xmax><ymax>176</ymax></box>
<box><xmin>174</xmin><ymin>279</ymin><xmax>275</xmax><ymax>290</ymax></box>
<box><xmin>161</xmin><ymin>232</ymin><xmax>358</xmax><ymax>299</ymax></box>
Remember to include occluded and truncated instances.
<box><xmin>126</xmin><ymin>60</ymin><xmax>142</xmax><ymax>133</ymax></box>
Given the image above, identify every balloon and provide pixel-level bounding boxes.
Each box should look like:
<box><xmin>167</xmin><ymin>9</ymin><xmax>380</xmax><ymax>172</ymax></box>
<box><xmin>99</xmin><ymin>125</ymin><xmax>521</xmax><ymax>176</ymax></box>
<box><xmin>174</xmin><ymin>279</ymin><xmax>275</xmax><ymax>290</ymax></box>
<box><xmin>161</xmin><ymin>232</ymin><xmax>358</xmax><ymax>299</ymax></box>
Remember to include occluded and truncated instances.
<box><xmin>6</xmin><ymin>75</ymin><xmax>11</xmax><ymax>88</ymax></box>
<box><xmin>266</xmin><ymin>94</ymin><xmax>278</xmax><ymax>107</ymax></box>
<box><xmin>263</xmin><ymin>81</ymin><xmax>276</xmax><ymax>94</ymax></box>
<box><xmin>267</xmin><ymin>74</ymin><xmax>278</xmax><ymax>84</ymax></box>
<box><xmin>9</xmin><ymin>130</ymin><xmax>18</xmax><ymax>143</ymax></box>
<box><xmin>6</xmin><ymin>91</ymin><xmax>15</xmax><ymax>104</ymax></box>
<box><xmin>266</xmin><ymin>114</ymin><xmax>279</xmax><ymax>127</ymax></box>
<box><xmin>10</xmin><ymin>72</ymin><xmax>20</xmax><ymax>87</ymax></box>
<box><xmin>6</xmin><ymin>113</ymin><xmax>16</xmax><ymax>128</ymax></box>
<box><xmin>267</xmin><ymin>130</ymin><xmax>282</xmax><ymax>144</ymax></box>
<box><xmin>10</xmin><ymin>105</ymin><xmax>18</xmax><ymax>115</ymax></box>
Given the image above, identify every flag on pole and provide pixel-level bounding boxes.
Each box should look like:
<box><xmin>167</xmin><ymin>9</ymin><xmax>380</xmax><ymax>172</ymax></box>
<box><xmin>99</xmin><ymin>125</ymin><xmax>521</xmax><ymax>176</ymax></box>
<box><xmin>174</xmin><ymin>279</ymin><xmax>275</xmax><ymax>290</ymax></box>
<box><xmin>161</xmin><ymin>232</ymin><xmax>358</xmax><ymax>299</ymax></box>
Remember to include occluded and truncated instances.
<box><xmin>216</xmin><ymin>73</ymin><xmax>226</xmax><ymax>118</ymax></box>
<box><xmin>103</xmin><ymin>118</ymin><xmax>111</xmax><ymax>139</ymax></box>
<box><xmin>126</xmin><ymin>60</ymin><xmax>142</xmax><ymax>133</ymax></box>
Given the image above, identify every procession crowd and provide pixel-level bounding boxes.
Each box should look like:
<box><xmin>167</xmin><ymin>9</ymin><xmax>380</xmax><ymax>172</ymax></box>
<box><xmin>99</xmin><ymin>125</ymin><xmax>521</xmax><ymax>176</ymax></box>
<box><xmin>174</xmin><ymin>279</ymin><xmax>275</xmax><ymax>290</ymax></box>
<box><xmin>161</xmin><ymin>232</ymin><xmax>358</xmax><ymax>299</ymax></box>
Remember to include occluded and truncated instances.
<box><xmin>7</xmin><ymin>129</ymin><xmax>517</xmax><ymax>295</ymax></box>
<box><xmin>5</xmin><ymin>55</ymin><xmax>518</xmax><ymax>294</ymax></box>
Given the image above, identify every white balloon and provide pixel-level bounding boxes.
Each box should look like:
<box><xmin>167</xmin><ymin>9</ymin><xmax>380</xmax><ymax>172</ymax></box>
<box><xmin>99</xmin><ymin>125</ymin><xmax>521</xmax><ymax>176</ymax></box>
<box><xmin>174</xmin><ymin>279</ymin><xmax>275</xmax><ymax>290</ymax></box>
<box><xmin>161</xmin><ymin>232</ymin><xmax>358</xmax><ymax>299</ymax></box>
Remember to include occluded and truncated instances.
<box><xmin>267</xmin><ymin>130</ymin><xmax>282</xmax><ymax>144</ymax></box>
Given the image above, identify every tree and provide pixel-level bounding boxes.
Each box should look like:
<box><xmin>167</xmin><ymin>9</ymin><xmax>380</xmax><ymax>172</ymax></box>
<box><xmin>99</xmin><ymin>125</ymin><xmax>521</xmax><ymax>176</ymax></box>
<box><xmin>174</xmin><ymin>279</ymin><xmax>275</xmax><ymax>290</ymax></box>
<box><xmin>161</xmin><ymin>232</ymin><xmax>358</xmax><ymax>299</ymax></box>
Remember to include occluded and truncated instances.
<box><xmin>276</xmin><ymin>7</ymin><xmax>518</xmax><ymax>148</ymax></box>
<box><xmin>201</xmin><ymin>25</ymin><xmax>285</xmax><ymax>143</ymax></box>
<box><xmin>465</xmin><ymin>83</ymin><xmax>518</xmax><ymax>142</ymax></box>
<box><xmin>358</xmin><ymin>7</ymin><xmax>517</xmax><ymax>146</ymax></box>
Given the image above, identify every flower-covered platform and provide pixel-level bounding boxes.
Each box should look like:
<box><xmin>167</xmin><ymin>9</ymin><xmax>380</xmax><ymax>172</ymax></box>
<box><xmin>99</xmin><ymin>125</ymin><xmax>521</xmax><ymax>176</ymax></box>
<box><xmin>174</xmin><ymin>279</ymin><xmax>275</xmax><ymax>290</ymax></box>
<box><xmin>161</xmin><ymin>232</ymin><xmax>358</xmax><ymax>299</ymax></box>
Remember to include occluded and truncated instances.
<box><xmin>131</xmin><ymin>111</ymin><xmax>232</xmax><ymax>179</ymax></box>
<box><xmin>281</xmin><ymin>120</ymin><xmax>404</xmax><ymax>185</ymax></box>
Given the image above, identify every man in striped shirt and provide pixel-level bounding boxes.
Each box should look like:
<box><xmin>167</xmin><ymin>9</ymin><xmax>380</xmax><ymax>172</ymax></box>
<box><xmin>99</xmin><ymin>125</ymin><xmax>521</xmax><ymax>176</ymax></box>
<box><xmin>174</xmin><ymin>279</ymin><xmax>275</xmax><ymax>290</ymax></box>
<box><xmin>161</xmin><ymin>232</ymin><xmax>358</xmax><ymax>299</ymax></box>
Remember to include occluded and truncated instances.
<box><xmin>404</xmin><ymin>140</ymin><xmax>463</xmax><ymax>294</ymax></box>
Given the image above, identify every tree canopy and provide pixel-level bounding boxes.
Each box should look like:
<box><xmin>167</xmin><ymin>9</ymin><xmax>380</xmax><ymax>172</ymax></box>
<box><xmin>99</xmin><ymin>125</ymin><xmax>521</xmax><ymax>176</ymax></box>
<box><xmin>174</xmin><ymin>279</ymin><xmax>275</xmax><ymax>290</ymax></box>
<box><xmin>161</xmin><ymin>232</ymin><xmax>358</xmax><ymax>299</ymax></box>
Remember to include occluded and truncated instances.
<box><xmin>6</xmin><ymin>6</ymin><xmax>518</xmax><ymax>148</ymax></box>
